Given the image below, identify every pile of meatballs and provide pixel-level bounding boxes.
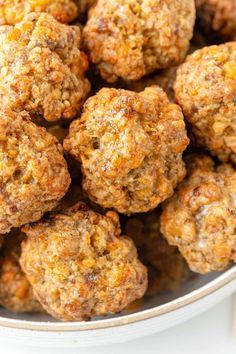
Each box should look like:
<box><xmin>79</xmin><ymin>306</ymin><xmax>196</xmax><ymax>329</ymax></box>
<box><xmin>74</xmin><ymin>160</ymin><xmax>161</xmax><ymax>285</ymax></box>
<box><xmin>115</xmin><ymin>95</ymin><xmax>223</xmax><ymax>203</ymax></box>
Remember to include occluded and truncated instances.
<box><xmin>0</xmin><ymin>0</ymin><xmax>235</xmax><ymax>322</ymax></box>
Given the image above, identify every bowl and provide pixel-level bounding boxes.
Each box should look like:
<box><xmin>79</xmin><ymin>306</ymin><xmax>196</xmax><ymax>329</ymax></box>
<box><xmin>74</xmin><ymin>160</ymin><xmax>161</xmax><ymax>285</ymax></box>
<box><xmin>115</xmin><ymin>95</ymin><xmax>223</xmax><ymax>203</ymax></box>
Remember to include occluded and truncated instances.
<box><xmin>0</xmin><ymin>265</ymin><xmax>235</xmax><ymax>348</ymax></box>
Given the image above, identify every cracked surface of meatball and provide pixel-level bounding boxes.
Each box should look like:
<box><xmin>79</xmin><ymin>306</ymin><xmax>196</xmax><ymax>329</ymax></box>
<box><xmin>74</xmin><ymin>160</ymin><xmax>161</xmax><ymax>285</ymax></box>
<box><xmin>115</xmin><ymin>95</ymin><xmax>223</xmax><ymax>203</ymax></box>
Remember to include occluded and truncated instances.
<box><xmin>175</xmin><ymin>43</ymin><xmax>236</xmax><ymax>163</ymax></box>
<box><xmin>0</xmin><ymin>109</ymin><xmax>71</xmax><ymax>234</ymax></box>
<box><xmin>0</xmin><ymin>12</ymin><xmax>90</xmax><ymax>122</ymax></box>
<box><xmin>160</xmin><ymin>155</ymin><xmax>236</xmax><ymax>274</ymax></box>
<box><xmin>20</xmin><ymin>203</ymin><xmax>147</xmax><ymax>321</ymax></box>
<box><xmin>83</xmin><ymin>0</ymin><xmax>195</xmax><ymax>82</ymax></box>
<box><xmin>0</xmin><ymin>0</ymin><xmax>78</xmax><ymax>25</ymax></box>
<box><xmin>196</xmin><ymin>0</ymin><xmax>236</xmax><ymax>42</ymax></box>
<box><xmin>64</xmin><ymin>87</ymin><xmax>189</xmax><ymax>214</ymax></box>
<box><xmin>125</xmin><ymin>211</ymin><xmax>189</xmax><ymax>296</ymax></box>
<box><xmin>0</xmin><ymin>231</ymin><xmax>43</xmax><ymax>313</ymax></box>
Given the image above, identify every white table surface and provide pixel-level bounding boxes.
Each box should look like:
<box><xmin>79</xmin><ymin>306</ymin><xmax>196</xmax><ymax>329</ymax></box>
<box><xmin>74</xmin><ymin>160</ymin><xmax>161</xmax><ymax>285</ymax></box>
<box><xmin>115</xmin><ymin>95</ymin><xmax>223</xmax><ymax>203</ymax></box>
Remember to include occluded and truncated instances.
<box><xmin>1</xmin><ymin>295</ymin><xmax>236</xmax><ymax>354</ymax></box>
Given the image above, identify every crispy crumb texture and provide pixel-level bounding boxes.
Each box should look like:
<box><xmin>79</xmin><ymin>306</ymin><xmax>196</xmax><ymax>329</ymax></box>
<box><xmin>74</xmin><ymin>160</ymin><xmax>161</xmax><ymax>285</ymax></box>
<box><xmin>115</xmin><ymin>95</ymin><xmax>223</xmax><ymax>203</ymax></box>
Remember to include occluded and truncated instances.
<box><xmin>175</xmin><ymin>43</ymin><xmax>236</xmax><ymax>163</ymax></box>
<box><xmin>64</xmin><ymin>87</ymin><xmax>189</xmax><ymax>214</ymax></box>
<box><xmin>0</xmin><ymin>0</ymin><xmax>78</xmax><ymax>25</ymax></box>
<box><xmin>20</xmin><ymin>203</ymin><xmax>147</xmax><ymax>321</ymax></box>
<box><xmin>83</xmin><ymin>0</ymin><xmax>195</xmax><ymax>82</ymax></box>
<box><xmin>0</xmin><ymin>12</ymin><xmax>90</xmax><ymax>122</ymax></box>
<box><xmin>0</xmin><ymin>109</ymin><xmax>71</xmax><ymax>234</ymax></box>
<box><xmin>161</xmin><ymin>154</ymin><xmax>236</xmax><ymax>274</ymax></box>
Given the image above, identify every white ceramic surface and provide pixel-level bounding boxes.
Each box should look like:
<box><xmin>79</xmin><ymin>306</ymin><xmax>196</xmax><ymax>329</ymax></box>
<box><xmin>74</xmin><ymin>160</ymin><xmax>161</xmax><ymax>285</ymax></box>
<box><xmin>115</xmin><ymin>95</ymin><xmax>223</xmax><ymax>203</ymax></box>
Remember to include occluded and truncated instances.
<box><xmin>0</xmin><ymin>266</ymin><xmax>235</xmax><ymax>347</ymax></box>
<box><xmin>1</xmin><ymin>297</ymin><xmax>236</xmax><ymax>354</ymax></box>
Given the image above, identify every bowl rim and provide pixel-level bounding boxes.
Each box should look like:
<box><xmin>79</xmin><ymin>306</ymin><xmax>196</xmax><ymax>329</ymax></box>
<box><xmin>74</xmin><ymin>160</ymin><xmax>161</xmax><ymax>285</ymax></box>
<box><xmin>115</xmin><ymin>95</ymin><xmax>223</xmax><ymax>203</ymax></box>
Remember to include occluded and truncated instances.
<box><xmin>0</xmin><ymin>265</ymin><xmax>235</xmax><ymax>332</ymax></box>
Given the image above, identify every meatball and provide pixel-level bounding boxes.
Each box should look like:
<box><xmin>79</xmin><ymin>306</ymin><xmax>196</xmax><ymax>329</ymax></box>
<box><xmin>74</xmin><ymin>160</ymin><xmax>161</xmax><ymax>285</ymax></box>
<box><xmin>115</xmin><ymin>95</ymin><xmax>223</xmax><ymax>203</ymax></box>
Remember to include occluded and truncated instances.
<box><xmin>0</xmin><ymin>12</ymin><xmax>90</xmax><ymax>122</ymax></box>
<box><xmin>196</xmin><ymin>0</ymin><xmax>236</xmax><ymax>42</ymax></box>
<box><xmin>0</xmin><ymin>231</ymin><xmax>43</xmax><ymax>313</ymax></box>
<box><xmin>0</xmin><ymin>109</ymin><xmax>71</xmax><ymax>234</ymax></box>
<box><xmin>175</xmin><ymin>43</ymin><xmax>236</xmax><ymax>163</ymax></box>
<box><xmin>125</xmin><ymin>211</ymin><xmax>188</xmax><ymax>296</ymax></box>
<box><xmin>64</xmin><ymin>87</ymin><xmax>189</xmax><ymax>214</ymax></box>
<box><xmin>0</xmin><ymin>0</ymin><xmax>78</xmax><ymax>25</ymax></box>
<box><xmin>126</xmin><ymin>66</ymin><xmax>177</xmax><ymax>102</ymax></box>
<box><xmin>83</xmin><ymin>0</ymin><xmax>195</xmax><ymax>82</ymax></box>
<box><xmin>160</xmin><ymin>154</ymin><xmax>236</xmax><ymax>274</ymax></box>
<box><xmin>20</xmin><ymin>203</ymin><xmax>148</xmax><ymax>321</ymax></box>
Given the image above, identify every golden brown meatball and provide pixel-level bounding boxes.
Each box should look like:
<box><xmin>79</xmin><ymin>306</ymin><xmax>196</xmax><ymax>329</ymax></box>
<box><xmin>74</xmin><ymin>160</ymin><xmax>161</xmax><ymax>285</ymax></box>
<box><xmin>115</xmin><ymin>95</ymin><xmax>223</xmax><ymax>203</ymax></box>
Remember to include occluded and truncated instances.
<box><xmin>20</xmin><ymin>203</ymin><xmax>148</xmax><ymax>321</ymax></box>
<box><xmin>64</xmin><ymin>87</ymin><xmax>189</xmax><ymax>214</ymax></box>
<box><xmin>83</xmin><ymin>0</ymin><xmax>195</xmax><ymax>82</ymax></box>
<box><xmin>175</xmin><ymin>43</ymin><xmax>236</xmax><ymax>163</ymax></box>
<box><xmin>126</xmin><ymin>66</ymin><xmax>177</xmax><ymax>102</ymax></box>
<box><xmin>196</xmin><ymin>0</ymin><xmax>236</xmax><ymax>42</ymax></box>
<box><xmin>160</xmin><ymin>154</ymin><xmax>236</xmax><ymax>274</ymax></box>
<box><xmin>0</xmin><ymin>0</ymin><xmax>78</xmax><ymax>25</ymax></box>
<box><xmin>0</xmin><ymin>109</ymin><xmax>71</xmax><ymax>234</ymax></box>
<box><xmin>0</xmin><ymin>231</ymin><xmax>43</xmax><ymax>313</ymax></box>
<box><xmin>0</xmin><ymin>12</ymin><xmax>90</xmax><ymax>122</ymax></box>
<box><xmin>125</xmin><ymin>211</ymin><xmax>189</xmax><ymax>296</ymax></box>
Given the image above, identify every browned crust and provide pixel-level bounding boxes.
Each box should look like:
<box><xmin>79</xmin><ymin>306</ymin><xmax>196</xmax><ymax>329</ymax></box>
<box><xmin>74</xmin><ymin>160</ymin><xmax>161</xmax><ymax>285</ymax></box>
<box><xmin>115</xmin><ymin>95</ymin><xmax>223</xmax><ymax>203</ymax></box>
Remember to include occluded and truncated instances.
<box><xmin>0</xmin><ymin>0</ymin><xmax>78</xmax><ymax>25</ymax></box>
<box><xmin>64</xmin><ymin>87</ymin><xmax>189</xmax><ymax>214</ymax></box>
<box><xmin>83</xmin><ymin>0</ymin><xmax>195</xmax><ymax>82</ymax></box>
<box><xmin>0</xmin><ymin>12</ymin><xmax>90</xmax><ymax>122</ymax></box>
<box><xmin>175</xmin><ymin>43</ymin><xmax>236</xmax><ymax>163</ymax></box>
<box><xmin>0</xmin><ymin>109</ymin><xmax>71</xmax><ymax>233</ymax></box>
<box><xmin>20</xmin><ymin>203</ymin><xmax>147</xmax><ymax>321</ymax></box>
<box><xmin>161</xmin><ymin>154</ymin><xmax>236</xmax><ymax>274</ymax></box>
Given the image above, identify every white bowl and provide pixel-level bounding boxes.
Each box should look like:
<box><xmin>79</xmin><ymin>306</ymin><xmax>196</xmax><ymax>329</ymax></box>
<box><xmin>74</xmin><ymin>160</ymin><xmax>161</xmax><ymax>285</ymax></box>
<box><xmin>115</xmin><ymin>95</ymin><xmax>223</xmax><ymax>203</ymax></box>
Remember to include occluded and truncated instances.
<box><xmin>0</xmin><ymin>266</ymin><xmax>235</xmax><ymax>347</ymax></box>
